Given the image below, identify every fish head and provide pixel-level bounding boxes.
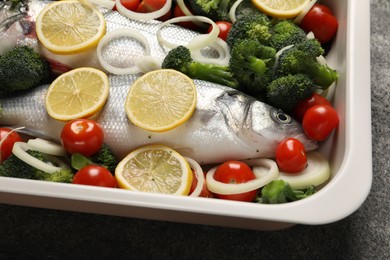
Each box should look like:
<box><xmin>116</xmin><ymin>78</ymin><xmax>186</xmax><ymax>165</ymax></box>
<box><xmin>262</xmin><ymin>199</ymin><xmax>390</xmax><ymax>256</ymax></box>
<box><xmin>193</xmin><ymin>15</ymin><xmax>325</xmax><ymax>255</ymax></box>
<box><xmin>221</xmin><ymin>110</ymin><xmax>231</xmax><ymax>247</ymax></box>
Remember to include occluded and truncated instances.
<box><xmin>246</xmin><ymin>101</ymin><xmax>318</xmax><ymax>155</ymax></box>
<box><xmin>0</xmin><ymin>0</ymin><xmax>40</xmax><ymax>54</ymax></box>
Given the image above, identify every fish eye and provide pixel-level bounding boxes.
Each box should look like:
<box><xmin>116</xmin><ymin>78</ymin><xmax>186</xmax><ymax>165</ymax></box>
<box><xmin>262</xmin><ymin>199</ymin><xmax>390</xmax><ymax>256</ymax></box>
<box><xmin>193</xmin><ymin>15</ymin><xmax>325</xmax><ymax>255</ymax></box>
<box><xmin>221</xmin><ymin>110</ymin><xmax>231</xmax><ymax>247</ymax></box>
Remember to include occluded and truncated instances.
<box><xmin>272</xmin><ymin>110</ymin><xmax>292</xmax><ymax>124</ymax></box>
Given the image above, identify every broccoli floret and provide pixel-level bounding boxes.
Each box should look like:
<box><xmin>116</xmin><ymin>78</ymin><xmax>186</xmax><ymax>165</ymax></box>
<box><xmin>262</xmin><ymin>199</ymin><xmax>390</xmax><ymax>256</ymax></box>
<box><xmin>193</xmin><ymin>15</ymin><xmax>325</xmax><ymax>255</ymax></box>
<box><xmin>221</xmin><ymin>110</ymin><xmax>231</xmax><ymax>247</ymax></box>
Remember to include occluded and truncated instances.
<box><xmin>0</xmin><ymin>150</ymin><xmax>40</xmax><ymax>179</ymax></box>
<box><xmin>0</xmin><ymin>150</ymin><xmax>73</xmax><ymax>183</ymax></box>
<box><xmin>0</xmin><ymin>46</ymin><xmax>51</xmax><ymax>95</ymax></box>
<box><xmin>71</xmin><ymin>144</ymin><xmax>118</xmax><ymax>174</ymax></box>
<box><xmin>226</xmin><ymin>14</ymin><xmax>272</xmax><ymax>49</ymax></box>
<box><xmin>266</xmin><ymin>74</ymin><xmax>316</xmax><ymax>112</ymax></box>
<box><xmin>229</xmin><ymin>39</ymin><xmax>276</xmax><ymax>95</ymax></box>
<box><xmin>274</xmin><ymin>39</ymin><xmax>338</xmax><ymax>88</ymax></box>
<box><xmin>269</xmin><ymin>20</ymin><xmax>307</xmax><ymax>51</ymax></box>
<box><xmin>258</xmin><ymin>179</ymin><xmax>316</xmax><ymax>204</ymax></box>
<box><xmin>188</xmin><ymin>0</ymin><xmax>233</xmax><ymax>21</ymax></box>
<box><xmin>33</xmin><ymin>169</ymin><xmax>74</xmax><ymax>183</ymax></box>
<box><xmin>162</xmin><ymin>45</ymin><xmax>239</xmax><ymax>88</ymax></box>
<box><xmin>90</xmin><ymin>144</ymin><xmax>117</xmax><ymax>174</ymax></box>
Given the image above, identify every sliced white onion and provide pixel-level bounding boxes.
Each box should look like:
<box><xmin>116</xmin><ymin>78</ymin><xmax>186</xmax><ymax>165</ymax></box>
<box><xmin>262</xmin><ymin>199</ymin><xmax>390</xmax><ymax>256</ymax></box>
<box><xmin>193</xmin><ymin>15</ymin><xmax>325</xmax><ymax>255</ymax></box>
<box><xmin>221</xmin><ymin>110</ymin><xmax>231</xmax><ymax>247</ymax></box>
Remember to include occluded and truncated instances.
<box><xmin>294</xmin><ymin>0</ymin><xmax>317</xmax><ymax>24</ymax></box>
<box><xmin>26</xmin><ymin>138</ymin><xmax>67</xmax><ymax>157</ymax></box>
<box><xmin>87</xmin><ymin>0</ymin><xmax>115</xmax><ymax>9</ymax></box>
<box><xmin>97</xmin><ymin>28</ymin><xmax>150</xmax><ymax>75</ymax></box>
<box><xmin>278</xmin><ymin>151</ymin><xmax>331</xmax><ymax>189</ymax></box>
<box><xmin>206</xmin><ymin>158</ymin><xmax>279</xmax><ymax>195</ymax></box>
<box><xmin>306</xmin><ymin>31</ymin><xmax>315</xmax><ymax>39</ymax></box>
<box><xmin>12</xmin><ymin>142</ymin><xmax>64</xmax><ymax>174</ymax></box>
<box><xmin>135</xmin><ymin>55</ymin><xmax>162</xmax><ymax>73</ymax></box>
<box><xmin>115</xmin><ymin>0</ymin><xmax>172</xmax><ymax>21</ymax></box>
<box><xmin>185</xmin><ymin>157</ymin><xmax>205</xmax><ymax>197</ymax></box>
<box><xmin>191</xmin><ymin>38</ymin><xmax>231</xmax><ymax>66</ymax></box>
<box><xmin>157</xmin><ymin>16</ymin><xmax>219</xmax><ymax>51</ymax></box>
<box><xmin>228</xmin><ymin>0</ymin><xmax>244</xmax><ymax>23</ymax></box>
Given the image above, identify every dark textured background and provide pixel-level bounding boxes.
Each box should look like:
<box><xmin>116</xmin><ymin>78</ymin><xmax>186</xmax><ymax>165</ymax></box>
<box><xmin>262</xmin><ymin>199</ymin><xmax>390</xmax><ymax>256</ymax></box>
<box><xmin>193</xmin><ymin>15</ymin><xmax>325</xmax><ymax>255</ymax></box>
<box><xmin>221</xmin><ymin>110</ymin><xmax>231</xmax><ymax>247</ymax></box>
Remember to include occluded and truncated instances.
<box><xmin>1</xmin><ymin>0</ymin><xmax>388</xmax><ymax>259</ymax></box>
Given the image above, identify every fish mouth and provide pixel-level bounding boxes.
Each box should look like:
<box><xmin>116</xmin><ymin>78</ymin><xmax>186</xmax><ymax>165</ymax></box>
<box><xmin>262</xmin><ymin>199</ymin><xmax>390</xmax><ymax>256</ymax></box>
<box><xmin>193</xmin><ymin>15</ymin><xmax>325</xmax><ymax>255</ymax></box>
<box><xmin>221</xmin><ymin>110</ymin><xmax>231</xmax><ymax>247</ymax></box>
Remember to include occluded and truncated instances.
<box><xmin>293</xmin><ymin>132</ymin><xmax>318</xmax><ymax>151</ymax></box>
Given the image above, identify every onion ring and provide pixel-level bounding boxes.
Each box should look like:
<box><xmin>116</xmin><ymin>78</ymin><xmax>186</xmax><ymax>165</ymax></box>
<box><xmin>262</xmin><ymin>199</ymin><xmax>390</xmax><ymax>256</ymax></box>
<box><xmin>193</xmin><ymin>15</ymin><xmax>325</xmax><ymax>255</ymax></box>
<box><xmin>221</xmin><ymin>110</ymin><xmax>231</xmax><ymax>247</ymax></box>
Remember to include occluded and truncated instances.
<box><xmin>97</xmin><ymin>28</ymin><xmax>151</xmax><ymax>75</ymax></box>
<box><xmin>206</xmin><ymin>158</ymin><xmax>279</xmax><ymax>195</ymax></box>
<box><xmin>157</xmin><ymin>16</ymin><xmax>219</xmax><ymax>51</ymax></box>
<box><xmin>115</xmin><ymin>0</ymin><xmax>172</xmax><ymax>21</ymax></box>
<box><xmin>27</xmin><ymin>138</ymin><xmax>67</xmax><ymax>157</ymax></box>
<box><xmin>185</xmin><ymin>157</ymin><xmax>205</xmax><ymax>197</ymax></box>
<box><xmin>228</xmin><ymin>0</ymin><xmax>244</xmax><ymax>23</ymax></box>
<box><xmin>12</xmin><ymin>142</ymin><xmax>64</xmax><ymax>174</ymax></box>
<box><xmin>191</xmin><ymin>38</ymin><xmax>231</xmax><ymax>66</ymax></box>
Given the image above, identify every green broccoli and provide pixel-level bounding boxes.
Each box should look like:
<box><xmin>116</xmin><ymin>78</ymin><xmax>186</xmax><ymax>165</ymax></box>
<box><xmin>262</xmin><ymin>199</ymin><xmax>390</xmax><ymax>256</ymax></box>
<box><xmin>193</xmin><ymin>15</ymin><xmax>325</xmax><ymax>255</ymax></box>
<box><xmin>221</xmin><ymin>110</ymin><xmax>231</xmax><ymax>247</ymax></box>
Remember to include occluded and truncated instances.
<box><xmin>266</xmin><ymin>74</ymin><xmax>316</xmax><ymax>112</ymax></box>
<box><xmin>188</xmin><ymin>0</ymin><xmax>233</xmax><ymax>22</ymax></box>
<box><xmin>258</xmin><ymin>179</ymin><xmax>316</xmax><ymax>204</ymax></box>
<box><xmin>0</xmin><ymin>150</ymin><xmax>74</xmax><ymax>183</ymax></box>
<box><xmin>226</xmin><ymin>13</ymin><xmax>272</xmax><ymax>49</ymax></box>
<box><xmin>274</xmin><ymin>39</ymin><xmax>338</xmax><ymax>88</ymax></box>
<box><xmin>269</xmin><ymin>20</ymin><xmax>307</xmax><ymax>51</ymax></box>
<box><xmin>229</xmin><ymin>39</ymin><xmax>276</xmax><ymax>95</ymax></box>
<box><xmin>0</xmin><ymin>46</ymin><xmax>51</xmax><ymax>95</ymax></box>
<box><xmin>162</xmin><ymin>45</ymin><xmax>239</xmax><ymax>88</ymax></box>
<box><xmin>71</xmin><ymin>144</ymin><xmax>118</xmax><ymax>174</ymax></box>
<box><xmin>33</xmin><ymin>169</ymin><xmax>74</xmax><ymax>183</ymax></box>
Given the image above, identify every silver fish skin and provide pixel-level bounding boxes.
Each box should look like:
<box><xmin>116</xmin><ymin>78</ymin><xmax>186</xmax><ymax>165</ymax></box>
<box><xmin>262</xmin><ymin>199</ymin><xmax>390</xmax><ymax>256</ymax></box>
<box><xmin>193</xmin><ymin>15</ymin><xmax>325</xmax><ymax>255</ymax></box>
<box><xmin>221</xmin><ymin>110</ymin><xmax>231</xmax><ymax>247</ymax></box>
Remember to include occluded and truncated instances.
<box><xmin>0</xmin><ymin>0</ymin><xmax>317</xmax><ymax>164</ymax></box>
<box><xmin>0</xmin><ymin>76</ymin><xmax>318</xmax><ymax>164</ymax></box>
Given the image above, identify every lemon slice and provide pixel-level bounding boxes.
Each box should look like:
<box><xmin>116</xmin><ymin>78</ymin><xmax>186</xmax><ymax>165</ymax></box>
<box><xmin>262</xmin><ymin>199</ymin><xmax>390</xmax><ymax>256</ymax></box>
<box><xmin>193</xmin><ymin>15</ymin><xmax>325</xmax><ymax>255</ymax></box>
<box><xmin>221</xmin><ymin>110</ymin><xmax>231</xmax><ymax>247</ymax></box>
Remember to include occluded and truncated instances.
<box><xmin>125</xmin><ymin>69</ymin><xmax>197</xmax><ymax>132</ymax></box>
<box><xmin>45</xmin><ymin>67</ymin><xmax>109</xmax><ymax>121</ymax></box>
<box><xmin>115</xmin><ymin>144</ymin><xmax>193</xmax><ymax>196</ymax></box>
<box><xmin>36</xmin><ymin>0</ymin><xmax>106</xmax><ymax>54</ymax></box>
<box><xmin>251</xmin><ymin>0</ymin><xmax>310</xmax><ymax>18</ymax></box>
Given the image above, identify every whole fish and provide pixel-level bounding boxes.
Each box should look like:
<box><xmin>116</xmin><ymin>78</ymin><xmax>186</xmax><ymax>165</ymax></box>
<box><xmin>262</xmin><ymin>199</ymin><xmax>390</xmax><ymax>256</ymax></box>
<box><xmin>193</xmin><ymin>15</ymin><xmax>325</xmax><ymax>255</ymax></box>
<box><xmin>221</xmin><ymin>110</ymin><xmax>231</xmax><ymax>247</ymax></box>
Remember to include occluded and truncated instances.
<box><xmin>0</xmin><ymin>0</ymin><xmax>317</xmax><ymax>164</ymax></box>
<box><xmin>0</xmin><ymin>76</ymin><xmax>317</xmax><ymax>164</ymax></box>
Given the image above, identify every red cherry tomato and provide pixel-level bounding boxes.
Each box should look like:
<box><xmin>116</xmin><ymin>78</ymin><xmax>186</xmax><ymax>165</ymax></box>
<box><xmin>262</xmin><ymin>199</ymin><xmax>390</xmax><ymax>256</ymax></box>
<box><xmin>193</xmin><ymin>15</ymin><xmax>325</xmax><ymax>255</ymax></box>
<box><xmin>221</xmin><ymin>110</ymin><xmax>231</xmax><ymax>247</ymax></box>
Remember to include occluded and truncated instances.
<box><xmin>115</xmin><ymin>0</ymin><xmax>141</xmax><ymax>11</ymax></box>
<box><xmin>207</xmin><ymin>21</ymin><xmax>232</xmax><ymax>41</ymax></box>
<box><xmin>0</xmin><ymin>128</ymin><xmax>23</xmax><ymax>163</ymax></box>
<box><xmin>213</xmin><ymin>161</ymin><xmax>258</xmax><ymax>202</ymax></box>
<box><xmin>302</xmin><ymin>104</ymin><xmax>339</xmax><ymax>141</ymax></box>
<box><xmin>189</xmin><ymin>170</ymin><xmax>214</xmax><ymax>198</ymax></box>
<box><xmin>61</xmin><ymin>119</ymin><xmax>104</xmax><ymax>157</ymax></box>
<box><xmin>172</xmin><ymin>4</ymin><xmax>199</xmax><ymax>31</ymax></box>
<box><xmin>300</xmin><ymin>4</ymin><xmax>338</xmax><ymax>44</ymax></box>
<box><xmin>276</xmin><ymin>138</ymin><xmax>307</xmax><ymax>173</ymax></box>
<box><xmin>136</xmin><ymin>0</ymin><xmax>171</xmax><ymax>21</ymax></box>
<box><xmin>73</xmin><ymin>165</ymin><xmax>117</xmax><ymax>188</ymax></box>
<box><xmin>293</xmin><ymin>93</ymin><xmax>332</xmax><ymax>122</ymax></box>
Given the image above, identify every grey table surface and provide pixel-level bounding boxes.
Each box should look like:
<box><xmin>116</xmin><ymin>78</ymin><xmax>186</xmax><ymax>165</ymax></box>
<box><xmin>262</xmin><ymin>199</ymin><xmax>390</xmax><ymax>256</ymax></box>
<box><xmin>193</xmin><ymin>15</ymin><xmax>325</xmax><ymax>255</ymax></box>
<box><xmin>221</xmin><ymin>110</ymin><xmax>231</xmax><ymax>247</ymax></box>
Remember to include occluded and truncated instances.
<box><xmin>0</xmin><ymin>0</ymin><xmax>389</xmax><ymax>259</ymax></box>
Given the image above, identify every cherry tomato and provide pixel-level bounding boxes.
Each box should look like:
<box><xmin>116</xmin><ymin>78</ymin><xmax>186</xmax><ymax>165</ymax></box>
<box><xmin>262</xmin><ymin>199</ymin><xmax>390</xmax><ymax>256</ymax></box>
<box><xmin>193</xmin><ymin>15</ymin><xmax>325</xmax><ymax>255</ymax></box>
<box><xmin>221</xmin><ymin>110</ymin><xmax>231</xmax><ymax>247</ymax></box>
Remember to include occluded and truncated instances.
<box><xmin>189</xmin><ymin>170</ymin><xmax>214</xmax><ymax>198</ymax></box>
<box><xmin>302</xmin><ymin>104</ymin><xmax>339</xmax><ymax>141</ymax></box>
<box><xmin>61</xmin><ymin>119</ymin><xmax>104</xmax><ymax>157</ymax></box>
<box><xmin>73</xmin><ymin>165</ymin><xmax>117</xmax><ymax>188</ymax></box>
<box><xmin>300</xmin><ymin>4</ymin><xmax>338</xmax><ymax>44</ymax></box>
<box><xmin>136</xmin><ymin>0</ymin><xmax>171</xmax><ymax>21</ymax></box>
<box><xmin>213</xmin><ymin>161</ymin><xmax>258</xmax><ymax>202</ymax></box>
<box><xmin>207</xmin><ymin>21</ymin><xmax>232</xmax><ymax>41</ymax></box>
<box><xmin>293</xmin><ymin>93</ymin><xmax>332</xmax><ymax>122</ymax></box>
<box><xmin>115</xmin><ymin>0</ymin><xmax>140</xmax><ymax>11</ymax></box>
<box><xmin>172</xmin><ymin>4</ymin><xmax>199</xmax><ymax>31</ymax></box>
<box><xmin>276</xmin><ymin>138</ymin><xmax>307</xmax><ymax>173</ymax></box>
<box><xmin>0</xmin><ymin>128</ymin><xmax>23</xmax><ymax>163</ymax></box>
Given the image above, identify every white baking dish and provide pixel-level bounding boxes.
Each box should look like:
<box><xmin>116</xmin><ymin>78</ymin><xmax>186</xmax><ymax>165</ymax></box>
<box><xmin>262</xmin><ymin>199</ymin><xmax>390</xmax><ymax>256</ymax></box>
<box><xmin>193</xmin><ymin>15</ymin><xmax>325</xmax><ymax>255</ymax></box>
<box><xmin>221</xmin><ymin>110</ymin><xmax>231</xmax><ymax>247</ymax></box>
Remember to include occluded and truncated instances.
<box><xmin>0</xmin><ymin>0</ymin><xmax>372</xmax><ymax>230</ymax></box>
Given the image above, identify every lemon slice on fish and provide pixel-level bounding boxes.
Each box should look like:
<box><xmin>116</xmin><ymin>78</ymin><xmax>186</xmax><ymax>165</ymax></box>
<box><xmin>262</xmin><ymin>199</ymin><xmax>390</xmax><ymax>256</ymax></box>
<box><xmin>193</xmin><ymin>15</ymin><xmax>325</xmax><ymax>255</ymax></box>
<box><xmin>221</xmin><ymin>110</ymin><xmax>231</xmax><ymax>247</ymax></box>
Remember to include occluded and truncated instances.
<box><xmin>115</xmin><ymin>144</ymin><xmax>193</xmax><ymax>196</ymax></box>
<box><xmin>36</xmin><ymin>0</ymin><xmax>106</xmax><ymax>54</ymax></box>
<box><xmin>125</xmin><ymin>69</ymin><xmax>197</xmax><ymax>132</ymax></box>
<box><xmin>251</xmin><ymin>0</ymin><xmax>310</xmax><ymax>18</ymax></box>
<box><xmin>45</xmin><ymin>67</ymin><xmax>109</xmax><ymax>121</ymax></box>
